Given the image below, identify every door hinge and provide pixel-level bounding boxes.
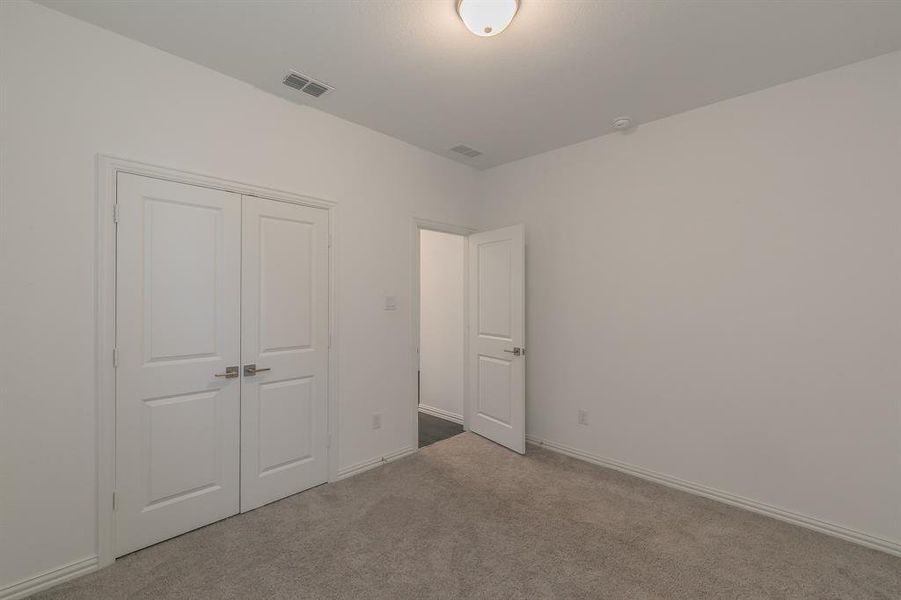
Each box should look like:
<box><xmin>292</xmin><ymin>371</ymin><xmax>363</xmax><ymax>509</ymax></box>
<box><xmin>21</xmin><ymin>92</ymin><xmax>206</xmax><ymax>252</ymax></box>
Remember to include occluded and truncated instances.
<box><xmin>113</xmin><ymin>348</ymin><xmax>119</xmax><ymax>368</ymax></box>
<box><xmin>112</xmin><ymin>491</ymin><xmax>118</xmax><ymax>511</ymax></box>
<box><xmin>328</xmin><ymin>233</ymin><xmax>332</xmax><ymax>248</ymax></box>
<box><xmin>326</xmin><ymin>433</ymin><xmax>331</xmax><ymax>449</ymax></box>
<box><xmin>113</xmin><ymin>203</ymin><xmax>120</xmax><ymax>223</ymax></box>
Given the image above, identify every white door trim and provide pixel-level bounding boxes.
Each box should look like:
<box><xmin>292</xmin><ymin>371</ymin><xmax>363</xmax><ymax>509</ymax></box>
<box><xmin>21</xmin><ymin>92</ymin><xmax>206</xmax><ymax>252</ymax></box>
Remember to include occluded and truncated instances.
<box><xmin>95</xmin><ymin>154</ymin><xmax>340</xmax><ymax>568</ymax></box>
<box><xmin>410</xmin><ymin>218</ymin><xmax>476</xmax><ymax>450</ymax></box>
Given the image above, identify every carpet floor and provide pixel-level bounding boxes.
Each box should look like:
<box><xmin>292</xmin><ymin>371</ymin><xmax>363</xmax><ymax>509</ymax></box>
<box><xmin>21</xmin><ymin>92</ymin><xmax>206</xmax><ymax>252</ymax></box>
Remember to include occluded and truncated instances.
<box><xmin>35</xmin><ymin>433</ymin><xmax>900</xmax><ymax>599</ymax></box>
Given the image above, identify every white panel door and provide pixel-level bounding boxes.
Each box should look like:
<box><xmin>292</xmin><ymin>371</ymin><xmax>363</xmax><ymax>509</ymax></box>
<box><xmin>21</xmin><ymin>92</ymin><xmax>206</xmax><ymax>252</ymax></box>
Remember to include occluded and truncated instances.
<box><xmin>469</xmin><ymin>225</ymin><xmax>525</xmax><ymax>454</ymax></box>
<box><xmin>115</xmin><ymin>174</ymin><xmax>241</xmax><ymax>557</ymax></box>
<box><xmin>240</xmin><ymin>196</ymin><xmax>329</xmax><ymax>512</ymax></box>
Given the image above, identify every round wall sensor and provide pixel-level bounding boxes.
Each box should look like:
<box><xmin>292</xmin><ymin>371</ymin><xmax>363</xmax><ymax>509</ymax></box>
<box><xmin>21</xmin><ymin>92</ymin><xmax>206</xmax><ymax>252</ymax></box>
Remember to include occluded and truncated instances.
<box><xmin>612</xmin><ymin>117</ymin><xmax>633</xmax><ymax>131</ymax></box>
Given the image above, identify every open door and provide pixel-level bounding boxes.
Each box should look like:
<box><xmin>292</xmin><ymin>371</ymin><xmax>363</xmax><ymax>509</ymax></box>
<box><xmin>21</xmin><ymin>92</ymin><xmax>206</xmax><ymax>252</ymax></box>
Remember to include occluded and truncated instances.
<box><xmin>468</xmin><ymin>225</ymin><xmax>525</xmax><ymax>454</ymax></box>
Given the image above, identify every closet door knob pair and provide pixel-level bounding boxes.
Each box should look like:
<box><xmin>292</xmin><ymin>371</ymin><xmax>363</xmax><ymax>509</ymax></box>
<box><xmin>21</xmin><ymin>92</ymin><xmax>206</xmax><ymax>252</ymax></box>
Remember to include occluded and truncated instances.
<box><xmin>214</xmin><ymin>365</ymin><xmax>270</xmax><ymax>378</ymax></box>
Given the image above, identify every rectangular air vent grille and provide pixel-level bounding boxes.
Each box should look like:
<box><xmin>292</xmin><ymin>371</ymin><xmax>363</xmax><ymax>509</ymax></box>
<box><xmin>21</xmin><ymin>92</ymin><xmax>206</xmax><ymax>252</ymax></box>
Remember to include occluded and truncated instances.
<box><xmin>302</xmin><ymin>82</ymin><xmax>330</xmax><ymax>98</ymax></box>
<box><xmin>283</xmin><ymin>72</ymin><xmax>310</xmax><ymax>91</ymax></box>
<box><xmin>283</xmin><ymin>71</ymin><xmax>332</xmax><ymax>98</ymax></box>
<box><xmin>451</xmin><ymin>144</ymin><xmax>482</xmax><ymax>158</ymax></box>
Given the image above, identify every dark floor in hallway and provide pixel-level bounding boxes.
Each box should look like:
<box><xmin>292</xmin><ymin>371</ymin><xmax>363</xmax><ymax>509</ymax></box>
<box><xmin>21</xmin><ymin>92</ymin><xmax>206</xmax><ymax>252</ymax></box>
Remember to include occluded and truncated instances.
<box><xmin>417</xmin><ymin>411</ymin><xmax>463</xmax><ymax>448</ymax></box>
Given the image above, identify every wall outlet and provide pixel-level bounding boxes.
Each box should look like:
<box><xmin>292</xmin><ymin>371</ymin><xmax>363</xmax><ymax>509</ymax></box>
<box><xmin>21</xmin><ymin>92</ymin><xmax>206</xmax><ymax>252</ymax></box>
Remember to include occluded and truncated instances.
<box><xmin>372</xmin><ymin>412</ymin><xmax>382</xmax><ymax>430</ymax></box>
<box><xmin>578</xmin><ymin>409</ymin><xmax>589</xmax><ymax>426</ymax></box>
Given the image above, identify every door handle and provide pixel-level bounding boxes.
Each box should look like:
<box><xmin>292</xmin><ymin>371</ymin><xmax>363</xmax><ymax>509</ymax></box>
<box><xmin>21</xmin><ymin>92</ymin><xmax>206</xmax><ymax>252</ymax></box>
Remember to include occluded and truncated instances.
<box><xmin>243</xmin><ymin>364</ymin><xmax>271</xmax><ymax>376</ymax></box>
<box><xmin>214</xmin><ymin>366</ymin><xmax>239</xmax><ymax>379</ymax></box>
<box><xmin>503</xmin><ymin>347</ymin><xmax>525</xmax><ymax>356</ymax></box>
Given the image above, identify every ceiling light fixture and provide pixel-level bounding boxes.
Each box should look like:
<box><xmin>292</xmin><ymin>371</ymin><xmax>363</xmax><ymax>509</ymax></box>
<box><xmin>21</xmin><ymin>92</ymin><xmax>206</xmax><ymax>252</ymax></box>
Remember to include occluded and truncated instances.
<box><xmin>457</xmin><ymin>0</ymin><xmax>519</xmax><ymax>37</ymax></box>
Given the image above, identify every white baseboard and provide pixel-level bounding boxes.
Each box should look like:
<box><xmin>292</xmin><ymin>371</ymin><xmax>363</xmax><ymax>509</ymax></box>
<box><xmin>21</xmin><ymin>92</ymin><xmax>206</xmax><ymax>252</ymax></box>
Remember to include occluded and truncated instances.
<box><xmin>417</xmin><ymin>404</ymin><xmax>463</xmax><ymax>424</ymax></box>
<box><xmin>335</xmin><ymin>446</ymin><xmax>417</xmax><ymax>481</ymax></box>
<box><xmin>0</xmin><ymin>556</ymin><xmax>98</xmax><ymax>600</ymax></box>
<box><xmin>526</xmin><ymin>435</ymin><xmax>901</xmax><ymax>558</ymax></box>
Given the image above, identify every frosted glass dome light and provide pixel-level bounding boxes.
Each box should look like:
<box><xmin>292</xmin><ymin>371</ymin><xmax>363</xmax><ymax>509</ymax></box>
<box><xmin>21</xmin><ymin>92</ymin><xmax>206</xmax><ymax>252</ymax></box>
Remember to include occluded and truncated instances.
<box><xmin>457</xmin><ymin>0</ymin><xmax>519</xmax><ymax>37</ymax></box>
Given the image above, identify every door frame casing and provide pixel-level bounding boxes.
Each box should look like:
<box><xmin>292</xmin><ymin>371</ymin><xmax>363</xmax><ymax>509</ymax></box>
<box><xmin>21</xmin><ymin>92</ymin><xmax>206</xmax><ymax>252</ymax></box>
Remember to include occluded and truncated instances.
<box><xmin>410</xmin><ymin>218</ymin><xmax>476</xmax><ymax>450</ymax></box>
<box><xmin>95</xmin><ymin>154</ymin><xmax>339</xmax><ymax>568</ymax></box>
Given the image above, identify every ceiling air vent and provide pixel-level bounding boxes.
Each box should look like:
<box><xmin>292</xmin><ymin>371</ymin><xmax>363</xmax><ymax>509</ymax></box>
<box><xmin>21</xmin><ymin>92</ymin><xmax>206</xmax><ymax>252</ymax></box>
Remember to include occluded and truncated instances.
<box><xmin>283</xmin><ymin>72</ymin><xmax>310</xmax><ymax>91</ymax></box>
<box><xmin>283</xmin><ymin>71</ymin><xmax>333</xmax><ymax>98</ymax></box>
<box><xmin>451</xmin><ymin>144</ymin><xmax>482</xmax><ymax>158</ymax></box>
<box><xmin>302</xmin><ymin>82</ymin><xmax>330</xmax><ymax>98</ymax></box>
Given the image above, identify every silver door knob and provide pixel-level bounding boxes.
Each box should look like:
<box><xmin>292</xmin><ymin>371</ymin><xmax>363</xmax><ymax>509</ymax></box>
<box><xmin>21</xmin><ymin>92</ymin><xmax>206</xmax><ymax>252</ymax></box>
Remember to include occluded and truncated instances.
<box><xmin>503</xmin><ymin>347</ymin><xmax>524</xmax><ymax>356</ymax></box>
<box><xmin>214</xmin><ymin>366</ymin><xmax>239</xmax><ymax>379</ymax></box>
<box><xmin>244</xmin><ymin>364</ymin><xmax>271</xmax><ymax>376</ymax></box>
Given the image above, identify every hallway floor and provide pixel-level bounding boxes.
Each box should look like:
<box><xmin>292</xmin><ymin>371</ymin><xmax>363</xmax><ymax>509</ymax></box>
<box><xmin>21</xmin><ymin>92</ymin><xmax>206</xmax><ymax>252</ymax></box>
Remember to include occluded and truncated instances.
<box><xmin>417</xmin><ymin>411</ymin><xmax>463</xmax><ymax>448</ymax></box>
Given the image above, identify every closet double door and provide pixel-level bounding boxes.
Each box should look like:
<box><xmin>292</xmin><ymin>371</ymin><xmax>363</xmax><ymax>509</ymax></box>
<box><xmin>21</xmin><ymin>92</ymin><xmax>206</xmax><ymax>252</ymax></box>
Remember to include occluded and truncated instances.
<box><xmin>115</xmin><ymin>173</ymin><xmax>329</xmax><ymax>557</ymax></box>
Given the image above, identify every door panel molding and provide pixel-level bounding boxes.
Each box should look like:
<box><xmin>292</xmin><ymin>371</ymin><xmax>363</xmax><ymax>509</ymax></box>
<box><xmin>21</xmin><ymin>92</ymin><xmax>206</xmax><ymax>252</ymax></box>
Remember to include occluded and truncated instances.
<box><xmin>96</xmin><ymin>155</ymin><xmax>339</xmax><ymax>568</ymax></box>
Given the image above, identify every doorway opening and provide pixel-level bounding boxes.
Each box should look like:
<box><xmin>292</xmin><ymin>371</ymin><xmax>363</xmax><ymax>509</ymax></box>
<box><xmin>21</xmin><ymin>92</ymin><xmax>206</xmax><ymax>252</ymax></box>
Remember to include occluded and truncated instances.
<box><xmin>415</xmin><ymin>225</ymin><xmax>469</xmax><ymax>448</ymax></box>
<box><xmin>411</xmin><ymin>219</ymin><xmax>526</xmax><ymax>454</ymax></box>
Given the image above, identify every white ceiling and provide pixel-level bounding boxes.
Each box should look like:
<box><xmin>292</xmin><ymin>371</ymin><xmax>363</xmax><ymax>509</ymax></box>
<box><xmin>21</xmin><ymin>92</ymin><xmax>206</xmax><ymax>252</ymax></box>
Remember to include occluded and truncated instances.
<box><xmin>39</xmin><ymin>0</ymin><xmax>901</xmax><ymax>169</ymax></box>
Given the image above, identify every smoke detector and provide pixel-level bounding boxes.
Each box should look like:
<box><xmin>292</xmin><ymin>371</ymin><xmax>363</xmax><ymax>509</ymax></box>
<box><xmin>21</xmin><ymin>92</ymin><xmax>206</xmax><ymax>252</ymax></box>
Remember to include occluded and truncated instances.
<box><xmin>283</xmin><ymin>71</ymin><xmax>333</xmax><ymax>98</ymax></box>
<box><xmin>612</xmin><ymin>116</ymin><xmax>633</xmax><ymax>131</ymax></box>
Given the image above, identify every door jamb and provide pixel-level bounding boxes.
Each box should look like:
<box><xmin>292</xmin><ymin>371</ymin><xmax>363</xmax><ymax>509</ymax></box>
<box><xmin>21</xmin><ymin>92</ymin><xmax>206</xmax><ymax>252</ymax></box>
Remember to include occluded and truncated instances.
<box><xmin>96</xmin><ymin>154</ymin><xmax>340</xmax><ymax>568</ymax></box>
<box><xmin>411</xmin><ymin>218</ymin><xmax>476</xmax><ymax>451</ymax></box>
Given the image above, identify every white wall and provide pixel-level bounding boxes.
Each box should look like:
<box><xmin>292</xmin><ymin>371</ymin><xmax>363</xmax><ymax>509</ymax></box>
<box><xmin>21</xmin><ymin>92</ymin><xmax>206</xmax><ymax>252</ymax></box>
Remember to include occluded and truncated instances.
<box><xmin>476</xmin><ymin>50</ymin><xmax>901</xmax><ymax>547</ymax></box>
<box><xmin>0</xmin><ymin>0</ymin><xmax>476</xmax><ymax>590</ymax></box>
<box><xmin>419</xmin><ymin>230</ymin><xmax>465</xmax><ymax>422</ymax></box>
<box><xmin>2</xmin><ymin>0</ymin><xmax>900</xmax><ymax>591</ymax></box>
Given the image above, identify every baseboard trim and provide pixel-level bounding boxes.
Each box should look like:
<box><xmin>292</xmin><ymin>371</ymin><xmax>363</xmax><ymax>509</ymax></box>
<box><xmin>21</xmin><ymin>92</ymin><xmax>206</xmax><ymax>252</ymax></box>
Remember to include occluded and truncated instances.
<box><xmin>417</xmin><ymin>404</ymin><xmax>463</xmax><ymax>424</ymax></box>
<box><xmin>335</xmin><ymin>446</ymin><xmax>417</xmax><ymax>481</ymax></box>
<box><xmin>0</xmin><ymin>556</ymin><xmax>98</xmax><ymax>600</ymax></box>
<box><xmin>526</xmin><ymin>435</ymin><xmax>901</xmax><ymax>558</ymax></box>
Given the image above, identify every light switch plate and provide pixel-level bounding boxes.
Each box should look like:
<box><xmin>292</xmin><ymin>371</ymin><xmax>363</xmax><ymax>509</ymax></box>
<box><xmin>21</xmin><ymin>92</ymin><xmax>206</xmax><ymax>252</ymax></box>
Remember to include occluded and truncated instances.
<box><xmin>384</xmin><ymin>296</ymin><xmax>397</xmax><ymax>311</ymax></box>
<box><xmin>578</xmin><ymin>409</ymin><xmax>589</xmax><ymax>426</ymax></box>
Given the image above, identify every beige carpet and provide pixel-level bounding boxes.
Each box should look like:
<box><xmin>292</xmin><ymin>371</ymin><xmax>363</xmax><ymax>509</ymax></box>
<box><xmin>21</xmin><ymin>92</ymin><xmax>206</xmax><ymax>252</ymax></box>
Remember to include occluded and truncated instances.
<box><xmin>36</xmin><ymin>433</ymin><xmax>900</xmax><ymax>599</ymax></box>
